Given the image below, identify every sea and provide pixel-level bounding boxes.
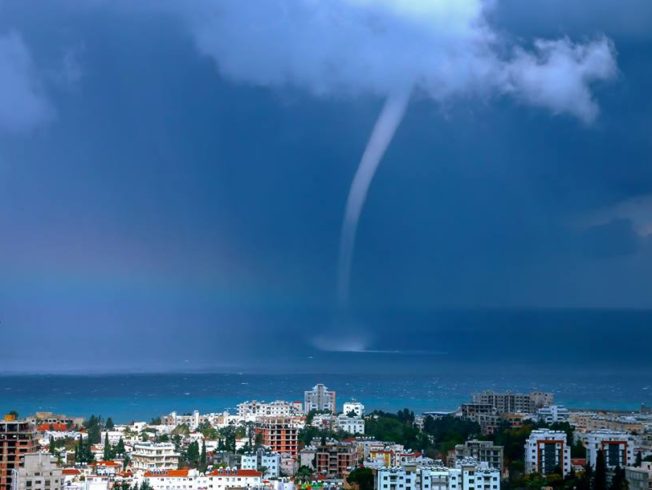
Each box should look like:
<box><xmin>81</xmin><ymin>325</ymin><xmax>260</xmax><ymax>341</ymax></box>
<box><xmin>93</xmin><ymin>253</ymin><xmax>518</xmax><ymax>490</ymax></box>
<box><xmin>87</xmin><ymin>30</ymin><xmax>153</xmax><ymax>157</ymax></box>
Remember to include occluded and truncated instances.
<box><xmin>1</xmin><ymin>370</ymin><xmax>650</xmax><ymax>423</ymax></box>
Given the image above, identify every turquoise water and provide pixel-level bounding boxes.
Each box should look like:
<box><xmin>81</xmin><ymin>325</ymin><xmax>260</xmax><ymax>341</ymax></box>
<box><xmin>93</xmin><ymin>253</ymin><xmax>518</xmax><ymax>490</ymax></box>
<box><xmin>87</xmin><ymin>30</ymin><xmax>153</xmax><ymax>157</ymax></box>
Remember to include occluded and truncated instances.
<box><xmin>1</xmin><ymin>371</ymin><xmax>650</xmax><ymax>422</ymax></box>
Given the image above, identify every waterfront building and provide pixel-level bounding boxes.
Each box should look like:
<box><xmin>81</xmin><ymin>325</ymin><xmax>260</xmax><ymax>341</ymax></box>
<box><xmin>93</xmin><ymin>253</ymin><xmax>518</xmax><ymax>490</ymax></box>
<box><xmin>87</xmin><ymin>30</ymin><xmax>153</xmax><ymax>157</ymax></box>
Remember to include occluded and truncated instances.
<box><xmin>524</xmin><ymin>430</ymin><xmax>571</xmax><ymax>476</ymax></box>
<box><xmin>472</xmin><ymin>391</ymin><xmax>553</xmax><ymax>415</ymax></box>
<box><xmin>304</xmin><ymin>384</ymin><xmax>336</xmax><ymax>414</ymax></box>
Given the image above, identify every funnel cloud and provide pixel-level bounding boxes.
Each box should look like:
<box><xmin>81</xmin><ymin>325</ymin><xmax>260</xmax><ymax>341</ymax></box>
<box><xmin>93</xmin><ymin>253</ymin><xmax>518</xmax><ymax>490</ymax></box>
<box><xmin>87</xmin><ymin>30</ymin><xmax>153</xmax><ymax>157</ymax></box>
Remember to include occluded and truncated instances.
<box><xmin>337</xmin><ymin>89</ymin><xmax>412</xmax><ymax>305</ymax></box>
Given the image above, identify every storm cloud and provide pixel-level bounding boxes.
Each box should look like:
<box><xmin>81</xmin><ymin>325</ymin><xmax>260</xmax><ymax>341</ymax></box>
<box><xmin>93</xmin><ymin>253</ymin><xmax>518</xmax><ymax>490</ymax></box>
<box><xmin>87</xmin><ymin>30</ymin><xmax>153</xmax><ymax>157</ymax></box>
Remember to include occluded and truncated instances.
<box><xmin>185</xmin><ymin>0</ymin><xmax>616</xmax><ymax>122</ymax></box>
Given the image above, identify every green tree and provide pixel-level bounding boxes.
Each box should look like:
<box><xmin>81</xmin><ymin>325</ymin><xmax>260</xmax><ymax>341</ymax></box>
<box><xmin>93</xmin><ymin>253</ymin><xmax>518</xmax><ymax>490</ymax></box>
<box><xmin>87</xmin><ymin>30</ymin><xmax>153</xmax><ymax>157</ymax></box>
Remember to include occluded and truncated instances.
<box><xmin>595</xmin><ymin>449</ymin><xmax>607</xmax><ymax>490</ymax></box>
<box><xmin>186</xmin><ymin>441</ymin><xmax>200</xmax><ymax>468</ymax></box>
<box><xmin>200</xmin><ymin>440</ymin><xmax>207</xmax><ymax>471</ymax></box>
<box><xmin>84</xmin><ymin>415</ymin><xmax>104</xmax><ymax>444</ymax></box>
<box><xmin>295</xmin><ymin>465</ymin><xmax>313</xmax><ymax>483</ymax></box>
<box><xmin>609</xmin><ymin>466</ymin><xmax>628</xmax><ymax>490</ymax></box>
<box><xmin>635</xmin><ymin>452</ymin><xmax>642</xmax><ymax>467</ymax></box>
<box><xmin>105</xmin><ymin>418</ymin><xmax>115</xmax><ymax>430</ymax></box>
<box><xmin>49</xmin><ymin>436</ymin><xmax>56</xmax><ymax>456</ymax></box>
<box><xmin>347</xmin><ymin>467</ymin><xmax>374</xmax><ymax>490</ymax></box>
<box><xmin>115</xmin><ymin>437</ymin><xmax>126</xmax><ymax>456</ymax></box>
<box><xmin>103</xmin><ymin>433</ymin><xmax>112</xmax><ymax>460</ymax></box>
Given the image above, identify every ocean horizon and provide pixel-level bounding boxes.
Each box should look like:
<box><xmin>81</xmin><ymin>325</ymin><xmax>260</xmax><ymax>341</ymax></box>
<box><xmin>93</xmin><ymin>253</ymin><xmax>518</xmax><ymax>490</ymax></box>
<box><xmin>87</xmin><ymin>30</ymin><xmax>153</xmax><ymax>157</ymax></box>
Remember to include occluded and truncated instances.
<box><xmin>2</xmin><ymin>369</ymin><xmax>650</xmax><ymax>423</ymax></box>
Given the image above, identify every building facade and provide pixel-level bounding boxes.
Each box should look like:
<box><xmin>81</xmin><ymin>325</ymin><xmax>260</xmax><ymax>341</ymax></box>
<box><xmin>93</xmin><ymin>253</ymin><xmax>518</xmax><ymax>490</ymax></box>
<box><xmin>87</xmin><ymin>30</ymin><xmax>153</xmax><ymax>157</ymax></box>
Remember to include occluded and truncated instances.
<box><xmin>454</xmin><ymin>440</ymin><xmax>503</xmax><ymax>472</ymax></box>
<box><xmin>1</xmin><ymin>415</ymin><xmax>36</xmax><ymax>490</ymax></box>
<box><xmin>524</xmin><ymin>430</ymin><xmax>571</xmax><ymax>476</ymax></box>
<box><xmin>10</xmin><ymin>453</ymin><xmax>62</xmax><ymax>490</ymax></box>
<box><xmin>240</xmin><ymin>449</ymin><xmax>280</xmax><ymax>478</ymax></box>
<box><xmin>342</xmin><ymin>402</ymin><xmax>365</xmax><ymax>418</ymax></box>
<box><xmin>472</xmin><ymin>391</ymin><xmax>553</xmax><ymax>415</ymax></box>
<box><xmin>260</xmin><ymin>417</ymin><xmax>300</xmax><ymax>457</ymax></box>
<box><xmin>376</xmin><ymin>460</ymin><xmax>500</xmax><ymax>490</ymax></box>
<box><xmin>586</xmin><ymin>430</ymin><xmax>636</xmax><ymax>469</ymax></box>
<box><xmin>537</xmin><ymin>406</ymin><xmax>570</xmax><ymax>424</ymax></box>
<box><xmin>131</xmin><ymin>443</ymin><xmax>180</xmax><ymax>471</ymax></box>
<box><xmin>304</xmin><ymin>384</ymin><xmax>336</xmax><ymax>414</ymax></box>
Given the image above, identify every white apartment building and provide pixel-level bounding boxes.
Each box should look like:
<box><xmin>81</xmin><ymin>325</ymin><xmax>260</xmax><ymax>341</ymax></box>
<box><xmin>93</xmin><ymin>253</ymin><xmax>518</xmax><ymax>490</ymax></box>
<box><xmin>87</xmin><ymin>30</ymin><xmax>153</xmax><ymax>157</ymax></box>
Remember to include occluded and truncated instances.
<box><xmin>237</xmin><ymin>401</ymin><xmax>303</xmax><ymax>420</ymax></box>
<box><xmin>10</xmin><ymin>453</ymin><xmax>62</xmax><ymax>490</ymax></box>
<box><xmin>304</xmin><ymin>384</ymin><xmax>336</xmax><ymax>414</ymax></box>
<box><xmin>240</xmin><ymin>449</ymin><xmax>281</xmax><ymax>478</ymax></box>
<box><xmin>376</xmin><ymin>460</ymin><xmax>500</xmax><ymax>490</ymax></box>
<box><xmin>143</xmin><ymin>468</ymin><xmax>262</xmax><ymax>490</ymax></box>
<box><xmin>162</xmin><ymin>411</ymin><xmax>201</xmax><ymax>431</ymax></box>
<box><xmin>537</xmin><ymin>406</ymin><xmax>570</xmax><ymax>424</ymax></box>
<box><xmin>586</xmin><ymin>430</ymin><xmax>636</xmax><ymax>469</ymax></box>
<box><xmin>524</xmin><ymin>430</ymin><xmax>571</xmax><ymax>476</ymax></box>
<box><xmin>131</xmin><ymin>442</ymin><xmax>180</xmax><ymax>471</ymax></box>
<box><xmin>342</xmin><ymin>401</ymin><xmax>365</xmax><ymax>418</ymax></box>
<box><xmin>336</xmin><ymin>415</ymin><xmax>365</xmax><ymax>435</ymax></box>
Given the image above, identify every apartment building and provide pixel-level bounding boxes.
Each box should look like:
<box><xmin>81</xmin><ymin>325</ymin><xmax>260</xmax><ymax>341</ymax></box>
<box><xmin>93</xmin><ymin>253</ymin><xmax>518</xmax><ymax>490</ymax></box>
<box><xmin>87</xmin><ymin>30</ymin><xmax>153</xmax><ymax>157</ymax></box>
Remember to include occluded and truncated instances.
<box><xmin>537</xmin><ymin>406</ymin><xmax>570</xmax><ymax>424</ymax></box>
<box><xmin>586</xmin><ymin>430</ymin><xmax>636</xmax><ymax>469</ymax></box>
<box><xmin>524</xmin><ymin>430</ymin><xmax>571</xmax><ymax>476</ymax></box>
<box><xmin>625</xmin><ymin>462</ymin><xmax>652</xmax><ymax>490</ymax></box>
<box><xmin>260</xmin><ymin>417</ymin><xmax>300</xmax><ymax>457</ymax></box>
<box><xmin>472</xmin><ymin>391</ymin><xmax>553</xmax><ymax>415</ymax></box>
<box><xmin>1</xmin><ymin>415</ymin><xmax>36</xmax><ymax>490</ymax></box>
<box><xmin>237</xmin><ymin>401</ymin><xmax>303</xmax><ymax>420</ymax></box>
<box><xmin>314</xmin><ymin>442</ymin><xmax>356</xmax><ymax>478</ymax></box>
<box><xmin>336</xmin><ymin>415</ymin><xmax>365</xmax><ymax>435</ymax></box>
<box><xmin>376</xmin><ymin>460</ymin><xmax>500</xmax><ymax>490</ymax></box>
<box><xmin>131</xmin><ymin>442</ymin><xmax>180</xmax><ymax>471</ymax></box>
<box><xmin>454</xmin><ymin>440</ymin><xmax>504</xmax><ymax>472</ymax></box>
<box><xmin>10</xmin><ymin>453</ymin><xmax>62</xmax><ymax>490</ymax></box>
<box><xmin>240</xmin><ymin>448</ymin><xmax>280</xmax><ymax>478</ymax></box>
<box><xmin>304</xmin><ymin>384</ymin><xmax>336</xmax><ymax>414</ymax></box>
<box><xmin>143</xmin><ymin>468</ymin><xmax>262</xmax><ymax>490</ymax></box>
<box><xmin>342</xmin><ymin>402</ymin><xmax>365</xmax><ymax>418</ymax></box>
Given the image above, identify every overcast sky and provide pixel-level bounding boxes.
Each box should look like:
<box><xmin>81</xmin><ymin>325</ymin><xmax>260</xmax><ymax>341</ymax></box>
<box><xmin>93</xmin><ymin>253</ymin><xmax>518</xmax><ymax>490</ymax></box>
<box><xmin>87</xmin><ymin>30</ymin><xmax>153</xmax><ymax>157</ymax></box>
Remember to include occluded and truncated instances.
<box><xmin>1</xmin><ymin>1</ymin><xmax>651</xmax><ymax>373</ymax></box>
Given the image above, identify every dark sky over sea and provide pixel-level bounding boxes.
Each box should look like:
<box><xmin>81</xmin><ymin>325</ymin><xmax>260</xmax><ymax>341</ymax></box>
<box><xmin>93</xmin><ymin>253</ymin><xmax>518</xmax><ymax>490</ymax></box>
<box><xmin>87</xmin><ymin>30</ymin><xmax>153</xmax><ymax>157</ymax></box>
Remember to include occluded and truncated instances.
<box><xmin>0</xmin><ymin>1</ymin><xmax>651</xmax><ymax>376</ymax></box>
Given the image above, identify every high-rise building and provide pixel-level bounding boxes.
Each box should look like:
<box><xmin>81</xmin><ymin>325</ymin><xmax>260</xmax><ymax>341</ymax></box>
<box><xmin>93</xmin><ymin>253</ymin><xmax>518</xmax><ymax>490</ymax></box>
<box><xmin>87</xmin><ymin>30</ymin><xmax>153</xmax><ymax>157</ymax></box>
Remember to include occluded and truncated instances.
<box><xmin>11</xmin><ymin>453</ymin><xmax>62</xmax><ymax>490</ymax></box>
<box><xmin>524</xmin><ymin>430</ymin><xmax>571</xmax><ymax>477</ymax></box>
<box><xmin>0</xmin><ymin>415</ymin><xmax>36</xmax><ymax>490</ymax></box>
<box><xmin>304</xmin><ymin>384</ymin><xmax>336</xmax><ymax>414</ymax></box>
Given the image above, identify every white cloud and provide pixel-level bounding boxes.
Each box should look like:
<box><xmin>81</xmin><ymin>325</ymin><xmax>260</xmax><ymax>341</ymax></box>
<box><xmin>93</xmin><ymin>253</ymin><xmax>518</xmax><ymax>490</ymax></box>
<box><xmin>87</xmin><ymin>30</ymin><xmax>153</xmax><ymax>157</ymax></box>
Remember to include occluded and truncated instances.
<box><xmin>0</xmin><ymin>31</ymin><xmax>53</xmax><ymax>133</ymax></box>
<box><xmin>182</xmin><ymin>0</ymin><xmax>617</xmax><ymax>122</ymax></box>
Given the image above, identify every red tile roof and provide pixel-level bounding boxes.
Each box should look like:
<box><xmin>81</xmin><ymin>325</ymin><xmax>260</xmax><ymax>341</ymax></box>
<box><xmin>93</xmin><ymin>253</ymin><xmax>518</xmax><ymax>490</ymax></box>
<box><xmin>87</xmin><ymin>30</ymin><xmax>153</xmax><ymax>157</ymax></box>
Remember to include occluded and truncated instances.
<box><xmin>144</xmin><ymin>469</ymin><xmax>190</xmax><ymax>478</ymax></box>
<box><xmin>210</xmin><ymin>469</ymin><xmax>262</xmax><ymax>478</ymax></box>
<box><xmin>62</xmin><ymin>469</ymin><xmax>81</xmax><ymax>476</ymax></box>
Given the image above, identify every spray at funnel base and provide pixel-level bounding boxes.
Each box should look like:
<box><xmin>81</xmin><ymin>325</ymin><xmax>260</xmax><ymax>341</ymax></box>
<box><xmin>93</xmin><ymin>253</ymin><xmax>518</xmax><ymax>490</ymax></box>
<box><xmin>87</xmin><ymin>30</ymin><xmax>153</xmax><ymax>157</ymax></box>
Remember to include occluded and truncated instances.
<box><xmin>337</xmin><ymin>89</ymin><xmax>412</xmax><ymax>307</ymax></box>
